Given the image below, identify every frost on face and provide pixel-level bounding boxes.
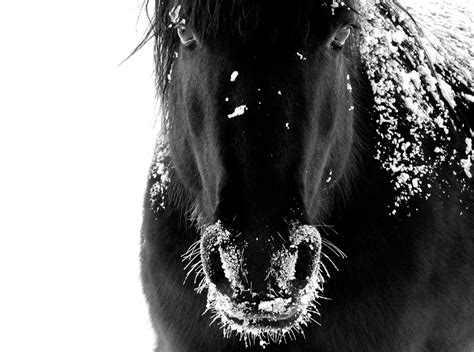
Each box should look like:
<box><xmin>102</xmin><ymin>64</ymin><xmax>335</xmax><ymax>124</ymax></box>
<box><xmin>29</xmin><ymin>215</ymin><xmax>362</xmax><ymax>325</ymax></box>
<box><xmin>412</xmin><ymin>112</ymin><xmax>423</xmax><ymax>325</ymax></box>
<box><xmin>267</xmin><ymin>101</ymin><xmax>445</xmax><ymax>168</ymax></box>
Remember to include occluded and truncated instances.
<box><xmin>269</xmin><ymin>225</ymin><xmax>323</xmax><ymax>293</ymax></box>
<box><xmin>258</xmin><ymin>298</ymin><xmax>292</xmax><ymax>314</ymax></box>
<box><xmin>190</xmin><ymin>223</ymin><xmax>328</xmax><ymax>347</ymax></box>
<box><xmin>359</xmin><ymin>0</ymin><xmax>474</xmax><ymax>212</ymax></box>
<box><xmin>219</xmin><ymin>244</ymin><xmax>246</xmax><ymax>291</ymax></box>
<box><xmin>149</xmin><ymin>138</ymin><xmax>171</xmax><ymax>212</ymax></box>
<box><xmin>198</xmin><ymin>222</ymin><xmax>248</xmax><ymax>291</ymax></box>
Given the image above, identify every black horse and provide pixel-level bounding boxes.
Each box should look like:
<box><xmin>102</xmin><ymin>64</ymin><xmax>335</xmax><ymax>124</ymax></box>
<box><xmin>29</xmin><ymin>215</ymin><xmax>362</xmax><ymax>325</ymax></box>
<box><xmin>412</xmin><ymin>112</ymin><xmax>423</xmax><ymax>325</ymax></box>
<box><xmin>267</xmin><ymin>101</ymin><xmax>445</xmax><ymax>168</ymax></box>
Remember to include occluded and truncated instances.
<box><xmin>140</xmin><ymin>0</ymin><xmax>474</xmax><ymax>350</ymax></box>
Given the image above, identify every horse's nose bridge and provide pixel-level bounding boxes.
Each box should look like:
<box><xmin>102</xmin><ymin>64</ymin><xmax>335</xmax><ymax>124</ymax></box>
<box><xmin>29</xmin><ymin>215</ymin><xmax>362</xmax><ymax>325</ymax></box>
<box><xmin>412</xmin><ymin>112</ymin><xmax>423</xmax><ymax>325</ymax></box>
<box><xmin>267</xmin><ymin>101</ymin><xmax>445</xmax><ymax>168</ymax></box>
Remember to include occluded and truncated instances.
<box><xmin>218</xmin><ymin>81</ymin><xmax>303</xmax><ymax>224</ymax></box>
<box><xmin>227</xmin><ymin>61</ymin><xmax>302</xmax><ymax>121</ymax></box>
<box><xmin>222</xmin><ymin>63</ymin><xmax>305</xmax><ymax>179</ymax></box>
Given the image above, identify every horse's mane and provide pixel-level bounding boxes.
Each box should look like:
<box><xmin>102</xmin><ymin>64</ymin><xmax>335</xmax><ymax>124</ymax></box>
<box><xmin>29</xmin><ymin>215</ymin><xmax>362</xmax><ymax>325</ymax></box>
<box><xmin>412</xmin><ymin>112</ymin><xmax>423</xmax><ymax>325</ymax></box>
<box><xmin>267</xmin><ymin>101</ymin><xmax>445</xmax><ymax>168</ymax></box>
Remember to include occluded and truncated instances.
<box><xmin>357</xmin><ymin>0</ymin><xmax>473</xmax><ymax>211</ymax></box>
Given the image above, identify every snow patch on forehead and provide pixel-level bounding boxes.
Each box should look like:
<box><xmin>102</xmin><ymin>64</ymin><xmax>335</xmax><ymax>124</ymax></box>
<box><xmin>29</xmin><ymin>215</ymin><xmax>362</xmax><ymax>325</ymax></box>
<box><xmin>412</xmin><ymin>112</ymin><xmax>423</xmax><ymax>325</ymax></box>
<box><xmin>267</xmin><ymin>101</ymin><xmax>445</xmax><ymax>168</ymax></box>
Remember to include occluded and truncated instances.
<box><xmin>230</xmin><ymin>71</ymin><xmax>239</xmax><ymax>82</ymax></box>
<box><xmin>228</xmin><ymin>105</ymin><xmax>248</xmax><ymax>118</ymax></box>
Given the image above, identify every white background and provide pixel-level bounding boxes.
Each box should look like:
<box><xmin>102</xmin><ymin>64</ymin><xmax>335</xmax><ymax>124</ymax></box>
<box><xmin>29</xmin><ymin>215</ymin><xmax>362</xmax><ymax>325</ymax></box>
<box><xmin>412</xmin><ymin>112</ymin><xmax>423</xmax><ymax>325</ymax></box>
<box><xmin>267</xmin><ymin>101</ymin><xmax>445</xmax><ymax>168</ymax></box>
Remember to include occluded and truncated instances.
<box><xmin>0</xmin><ymin>0</ymin><xmax>471</xmax><ymax>351</ymax></box>
<box><xmin>0</xmin><ymin>1</ymin><xmax>157</xmax><ymax>351</ymax></box>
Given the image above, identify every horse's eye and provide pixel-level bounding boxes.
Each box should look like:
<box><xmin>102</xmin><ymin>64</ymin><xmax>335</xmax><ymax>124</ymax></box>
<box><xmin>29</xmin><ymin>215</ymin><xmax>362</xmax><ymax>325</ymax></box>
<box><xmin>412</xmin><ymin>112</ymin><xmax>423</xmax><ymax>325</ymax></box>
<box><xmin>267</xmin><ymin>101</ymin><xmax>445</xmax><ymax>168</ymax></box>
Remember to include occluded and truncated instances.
<box><xmin>177</xmin><ymin>25</ymin><xmax>197</xmax><ymax>48</ymax></box>
<box><xmin>331</xmin><ymin>26</ymin><xmax>352</xmax><ymax>49</ymax></box>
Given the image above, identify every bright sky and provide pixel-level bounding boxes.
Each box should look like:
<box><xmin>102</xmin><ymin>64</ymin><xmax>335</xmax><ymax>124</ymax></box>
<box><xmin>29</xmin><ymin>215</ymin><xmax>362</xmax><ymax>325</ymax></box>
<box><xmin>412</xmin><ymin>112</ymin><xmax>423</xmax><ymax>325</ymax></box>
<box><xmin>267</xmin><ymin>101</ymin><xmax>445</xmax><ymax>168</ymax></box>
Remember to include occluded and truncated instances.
<box><xmin>0</xmin><ymin>0</ymin><xmax>471</xmax><ymax>351</ymax></box>
<box><xmin>0</xmin><ymin>1</ymin><xmax>157</xmax><ymax>351</ymax></box>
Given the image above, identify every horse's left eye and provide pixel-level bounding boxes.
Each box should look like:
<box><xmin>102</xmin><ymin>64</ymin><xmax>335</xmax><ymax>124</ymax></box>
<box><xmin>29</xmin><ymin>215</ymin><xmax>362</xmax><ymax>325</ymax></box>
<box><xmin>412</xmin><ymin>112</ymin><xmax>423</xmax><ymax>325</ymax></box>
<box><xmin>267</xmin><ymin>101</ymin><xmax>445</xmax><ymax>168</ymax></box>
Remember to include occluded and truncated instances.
<box><xmin>177</xmin><ymin>25</ymin><xmax>197</xmax><ymax>48</ymax></box>
<box><xmin>331</xmin><ymin>26</ymin><xmax>353</xmax><ymax>49</ymax></box>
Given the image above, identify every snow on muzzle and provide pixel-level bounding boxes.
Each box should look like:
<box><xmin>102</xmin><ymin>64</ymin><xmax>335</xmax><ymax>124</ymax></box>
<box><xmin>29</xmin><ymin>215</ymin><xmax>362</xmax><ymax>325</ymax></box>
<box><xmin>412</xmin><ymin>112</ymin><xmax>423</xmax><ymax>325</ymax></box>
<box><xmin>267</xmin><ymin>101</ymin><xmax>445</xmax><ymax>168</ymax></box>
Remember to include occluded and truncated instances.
<box><xmin>199</xmin><ymin>221</ymin><xmax>323</xmax><ymax>340</ymax></box>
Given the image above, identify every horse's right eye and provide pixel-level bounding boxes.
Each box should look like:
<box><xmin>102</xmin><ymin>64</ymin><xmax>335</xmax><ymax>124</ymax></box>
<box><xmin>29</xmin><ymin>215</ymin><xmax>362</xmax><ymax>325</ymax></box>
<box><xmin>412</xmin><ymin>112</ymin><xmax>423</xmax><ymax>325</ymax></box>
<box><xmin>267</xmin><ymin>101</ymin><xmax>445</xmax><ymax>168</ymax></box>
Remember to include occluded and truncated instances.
<box><xmin>177</xmin><ymin>25</ymin><xmax>197</xmax><ymax>48</ymax></box>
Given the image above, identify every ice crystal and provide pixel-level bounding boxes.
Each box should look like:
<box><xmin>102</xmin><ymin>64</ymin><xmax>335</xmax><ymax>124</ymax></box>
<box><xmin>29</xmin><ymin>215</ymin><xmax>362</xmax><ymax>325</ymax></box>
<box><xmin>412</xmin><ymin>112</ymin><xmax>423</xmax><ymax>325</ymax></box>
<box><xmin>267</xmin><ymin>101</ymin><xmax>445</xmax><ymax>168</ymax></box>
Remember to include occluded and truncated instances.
<box><xmin>149</xmin><ymin>138</ymin><xmax>170</xmax><ymax>211</ymax></box>
<box><xmin>461</xmin><ymin>138</ymin><xmax>474</xmax><ymax>178</ymax></box>
<box><xmin>230</xmin><ymin>71</ymin><xmax>239</xmax><ymax>82</ymax></box>
<box><xmin>228</xmin><ymin>105</ymin><xmax>248</xmax><ymax>118</ymax></box>
<box><xmin>296</xmin><ymin>52</ymin><xmax>307</xmax><ymax>61</ymax></box>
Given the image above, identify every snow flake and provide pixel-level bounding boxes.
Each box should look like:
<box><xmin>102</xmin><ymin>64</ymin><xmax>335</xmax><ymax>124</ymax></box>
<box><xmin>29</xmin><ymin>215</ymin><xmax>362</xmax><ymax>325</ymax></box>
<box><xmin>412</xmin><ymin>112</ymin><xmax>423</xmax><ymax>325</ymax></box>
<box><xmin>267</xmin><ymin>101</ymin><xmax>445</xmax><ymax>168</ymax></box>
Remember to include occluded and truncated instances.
<box><xmin>230</xmin><ymin>71</ymin><xmax>239</xmax><ymax>82</ymax></box>
<box><xmin>296</xmin><ymin>52</ymin><xmax>307</xmax><ymax>61</ymax></box>
<box><xmin>228</xmin><ymin>105</ymin><xmax>247</xmax><ymax>118</ymax></box>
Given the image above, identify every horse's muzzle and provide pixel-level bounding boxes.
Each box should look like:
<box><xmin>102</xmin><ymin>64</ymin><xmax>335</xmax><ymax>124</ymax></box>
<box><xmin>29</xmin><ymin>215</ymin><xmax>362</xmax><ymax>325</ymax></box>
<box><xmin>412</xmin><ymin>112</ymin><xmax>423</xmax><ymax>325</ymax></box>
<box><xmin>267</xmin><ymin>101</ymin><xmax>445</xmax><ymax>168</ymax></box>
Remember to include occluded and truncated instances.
<box><xmin>200</xmin><ymin>222</ymin><xmax>323</xmax><ymax>333</ymax></box>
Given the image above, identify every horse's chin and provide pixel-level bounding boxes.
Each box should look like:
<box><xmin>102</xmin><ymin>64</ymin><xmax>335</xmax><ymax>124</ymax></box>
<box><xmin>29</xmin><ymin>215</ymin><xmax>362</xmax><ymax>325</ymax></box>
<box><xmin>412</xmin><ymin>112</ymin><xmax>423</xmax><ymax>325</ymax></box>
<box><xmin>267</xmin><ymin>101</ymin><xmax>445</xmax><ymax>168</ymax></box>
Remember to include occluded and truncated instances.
<box><xmin>206</xmin><ymin>282</ymin><xmax>319</xmax><ymax>340</ymax></box>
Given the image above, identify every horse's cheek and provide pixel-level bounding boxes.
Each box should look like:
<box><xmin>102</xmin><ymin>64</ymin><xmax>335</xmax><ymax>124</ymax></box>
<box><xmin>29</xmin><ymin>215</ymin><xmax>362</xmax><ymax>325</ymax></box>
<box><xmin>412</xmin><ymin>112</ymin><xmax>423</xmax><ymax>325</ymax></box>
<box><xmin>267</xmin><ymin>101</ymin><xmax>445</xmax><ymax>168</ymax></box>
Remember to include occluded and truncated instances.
<box><xmin>170</xmin><ymin>137</ymin><xmax>201</xmax><ymax>194</ymax></box>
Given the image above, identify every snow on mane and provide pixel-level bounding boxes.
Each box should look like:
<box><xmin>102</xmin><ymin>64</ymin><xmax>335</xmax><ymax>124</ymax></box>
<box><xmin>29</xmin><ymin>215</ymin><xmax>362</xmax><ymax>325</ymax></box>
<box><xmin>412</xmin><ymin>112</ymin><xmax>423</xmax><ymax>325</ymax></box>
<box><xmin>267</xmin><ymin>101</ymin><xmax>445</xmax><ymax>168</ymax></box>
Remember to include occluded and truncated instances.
<box><xmin>359</xmin><ymin>0</ymin><xmax>473</xmax><ymax>213</ymax></box>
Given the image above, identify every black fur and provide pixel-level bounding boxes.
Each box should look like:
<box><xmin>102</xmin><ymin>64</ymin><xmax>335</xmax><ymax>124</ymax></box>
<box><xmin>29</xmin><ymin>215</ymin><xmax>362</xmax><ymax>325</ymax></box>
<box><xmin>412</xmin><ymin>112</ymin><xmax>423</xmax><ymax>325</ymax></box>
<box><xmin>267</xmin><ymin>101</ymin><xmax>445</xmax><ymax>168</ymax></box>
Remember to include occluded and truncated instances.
<box><xmin>140</xmin><ymin>0</ymin><xmax>474</xmax><ymax>351</ymax></box>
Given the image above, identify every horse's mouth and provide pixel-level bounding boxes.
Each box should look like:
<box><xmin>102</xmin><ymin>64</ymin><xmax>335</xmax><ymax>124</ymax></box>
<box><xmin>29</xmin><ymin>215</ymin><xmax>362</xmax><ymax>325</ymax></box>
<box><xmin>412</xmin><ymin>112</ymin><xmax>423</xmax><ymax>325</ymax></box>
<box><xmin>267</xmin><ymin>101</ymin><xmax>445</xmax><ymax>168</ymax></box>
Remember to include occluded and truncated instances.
<box><xmin>207</xmin><ymin>284</ymin><xmax>315</xmax><ymax>336</ymax></box>
<box><xmin>222</xmin><ymin>304</ymin><xmax>303</xmax><ymax>331</ymax></box>
<box><xmin>194</xmin><ymin>222</ymin><xmax>329</xmax><ymax>343</ymax></box>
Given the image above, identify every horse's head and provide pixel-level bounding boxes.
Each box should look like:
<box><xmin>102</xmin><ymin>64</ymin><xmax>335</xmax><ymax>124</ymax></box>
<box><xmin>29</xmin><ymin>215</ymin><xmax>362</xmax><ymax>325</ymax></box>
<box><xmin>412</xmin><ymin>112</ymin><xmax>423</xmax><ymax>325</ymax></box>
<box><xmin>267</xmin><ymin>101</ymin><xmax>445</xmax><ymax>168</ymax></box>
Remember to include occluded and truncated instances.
<box><xmin>160</xmin><ymin>0</ymin><xmax>358</xmax><ymax>341</ymax></box>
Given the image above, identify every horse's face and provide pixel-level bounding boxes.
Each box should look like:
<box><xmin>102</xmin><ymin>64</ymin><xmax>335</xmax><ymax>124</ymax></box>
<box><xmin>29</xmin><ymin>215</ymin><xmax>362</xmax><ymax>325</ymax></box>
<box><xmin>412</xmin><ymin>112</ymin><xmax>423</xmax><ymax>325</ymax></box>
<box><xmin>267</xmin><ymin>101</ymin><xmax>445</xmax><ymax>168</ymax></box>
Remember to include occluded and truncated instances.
<box><xmin>166</xmin><ymin>1</ymin><xmax>357</xmax><ymax>340</ymax></box>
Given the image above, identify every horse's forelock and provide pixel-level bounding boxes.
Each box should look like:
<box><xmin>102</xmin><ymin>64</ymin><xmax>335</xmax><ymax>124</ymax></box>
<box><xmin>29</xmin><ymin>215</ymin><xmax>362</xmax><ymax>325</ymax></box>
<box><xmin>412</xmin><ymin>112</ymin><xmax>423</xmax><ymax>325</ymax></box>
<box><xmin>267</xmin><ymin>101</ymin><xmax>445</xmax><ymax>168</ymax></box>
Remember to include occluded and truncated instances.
<box><xmin>151</xmin><ymin>0</ymin><xmax>362</xmax><ymax>108</ymax></box>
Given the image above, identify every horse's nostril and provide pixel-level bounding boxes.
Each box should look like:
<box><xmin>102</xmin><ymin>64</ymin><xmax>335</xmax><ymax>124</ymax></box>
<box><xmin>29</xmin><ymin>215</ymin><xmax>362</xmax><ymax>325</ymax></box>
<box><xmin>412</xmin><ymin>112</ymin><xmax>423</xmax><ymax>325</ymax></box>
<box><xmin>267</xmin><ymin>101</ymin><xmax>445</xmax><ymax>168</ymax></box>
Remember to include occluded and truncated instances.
<box><xmin>202</xmin><ymin>246</ymin><xmax>234</xmax><ymax>295</ymax></box>
<box><xmin>200</xmin><ymin>223</ymin><xmax>234</xmax><ymax>295</ymax></box>
<box><xmin>293</xmin><ymin>242</ymin><xmax>318</xmax><ymax>288</ymax></box>
<box><xmin>208</xmin><ymin>249</ymin><xmax>226</xmax><ymax>284</ymax></box>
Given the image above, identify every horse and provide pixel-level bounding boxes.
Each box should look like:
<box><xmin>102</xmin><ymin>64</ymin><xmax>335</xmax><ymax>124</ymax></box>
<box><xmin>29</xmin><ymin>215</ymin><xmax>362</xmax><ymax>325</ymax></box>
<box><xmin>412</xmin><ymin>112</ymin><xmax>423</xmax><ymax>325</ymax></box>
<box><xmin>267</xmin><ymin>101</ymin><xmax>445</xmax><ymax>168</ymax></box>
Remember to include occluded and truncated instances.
<box><xmin>139</xmin><ymin>0</ymin><xmax>474</xmax><ymax>350</ymax></box>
